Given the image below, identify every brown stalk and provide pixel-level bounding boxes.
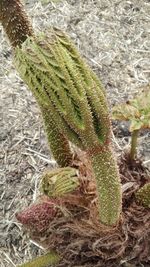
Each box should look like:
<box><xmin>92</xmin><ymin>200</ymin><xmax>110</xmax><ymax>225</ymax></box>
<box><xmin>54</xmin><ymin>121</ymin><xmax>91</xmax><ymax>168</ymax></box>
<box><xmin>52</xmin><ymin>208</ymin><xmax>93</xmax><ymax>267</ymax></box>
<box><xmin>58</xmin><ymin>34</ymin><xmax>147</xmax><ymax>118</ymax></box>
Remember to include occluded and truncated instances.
<box><xmin>0</xmin><ymin>0</ymin><xmax>34</xmax><ymax>47</ymax></box>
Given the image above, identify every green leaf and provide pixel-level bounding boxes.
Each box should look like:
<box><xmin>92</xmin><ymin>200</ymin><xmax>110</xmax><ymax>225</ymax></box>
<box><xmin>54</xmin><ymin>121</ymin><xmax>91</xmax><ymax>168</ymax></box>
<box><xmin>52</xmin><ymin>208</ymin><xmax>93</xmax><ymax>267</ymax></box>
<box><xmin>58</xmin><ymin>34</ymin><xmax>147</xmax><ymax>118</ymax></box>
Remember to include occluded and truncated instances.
<box><xmin>130</xmin><ymin>120</ymin><xmax>143</xmax><ymax>131</ymax></box>
<box><xmin>112</xmin><ymin>84</ymin><xmax>150</xmax><ymax>132</ymax></box>
<box><xmin>112</xmin><ymin>103</ymin><xmax>139</xmax><ymax>121</ymax></box>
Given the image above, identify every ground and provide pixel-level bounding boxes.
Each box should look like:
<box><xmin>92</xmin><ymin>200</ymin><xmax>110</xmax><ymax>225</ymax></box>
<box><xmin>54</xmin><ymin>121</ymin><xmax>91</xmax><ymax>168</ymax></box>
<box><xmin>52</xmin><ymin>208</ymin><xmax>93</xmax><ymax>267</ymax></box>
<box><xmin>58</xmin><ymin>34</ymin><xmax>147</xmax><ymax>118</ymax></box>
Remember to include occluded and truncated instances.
<box><xmin>0</xmin><ymin>0</ymin><xmax>150</xmax><ymax>266</ymax></box>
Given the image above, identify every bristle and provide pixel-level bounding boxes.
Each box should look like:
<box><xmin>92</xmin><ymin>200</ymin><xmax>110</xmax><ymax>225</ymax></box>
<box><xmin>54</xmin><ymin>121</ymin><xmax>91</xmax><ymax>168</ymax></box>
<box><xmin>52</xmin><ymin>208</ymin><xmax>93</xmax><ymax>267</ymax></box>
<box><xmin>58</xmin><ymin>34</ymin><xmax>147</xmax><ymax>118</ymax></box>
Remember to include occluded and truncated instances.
<box><xmin>14</xmin><ymin>28</ymin><xmax>122</xmax><ymax>225</ymax></box>
<box><xmin>0</xmin><ymin>0</ymin><xmax>34</xmax><ymax>47</ymax></box>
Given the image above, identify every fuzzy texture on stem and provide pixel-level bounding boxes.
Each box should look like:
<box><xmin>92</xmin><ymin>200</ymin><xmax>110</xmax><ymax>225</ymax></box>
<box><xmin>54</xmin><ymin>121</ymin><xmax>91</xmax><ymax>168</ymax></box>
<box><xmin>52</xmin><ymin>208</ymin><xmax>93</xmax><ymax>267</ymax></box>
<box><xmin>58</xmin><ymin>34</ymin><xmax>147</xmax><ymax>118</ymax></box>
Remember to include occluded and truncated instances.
<box><xmin>90</xmin><ymin>146</ymin><xmax>122</xmax><ymax>225</ymax></box>
<box><xmin>40</xmin><ymin>105</ymin><xmax>73</xmax><ymax>167</ymax></box>
<box><xmin>14</xmin><ymin>29</ymin><xmax>122</xmax><ymax>225</ymax></box>
<box><xmin>0</xmin><ymin>0</ymin><xmax>34</xmax><ymax>47</ymax></box>
<box><xmin>17</xmin><ymin>252</ymin><xmax>60</xmax><ymax>267</ymax></box>
<box><xmin>136</xmin><ymin>183</ymin><xmax>150</xmax><ymax>208</ymax></box>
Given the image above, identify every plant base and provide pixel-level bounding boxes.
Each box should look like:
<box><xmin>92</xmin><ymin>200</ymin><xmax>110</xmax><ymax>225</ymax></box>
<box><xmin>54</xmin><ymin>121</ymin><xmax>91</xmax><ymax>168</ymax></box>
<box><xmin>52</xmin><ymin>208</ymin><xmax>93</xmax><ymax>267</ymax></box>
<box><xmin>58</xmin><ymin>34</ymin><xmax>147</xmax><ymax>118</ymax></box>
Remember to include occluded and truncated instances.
<box><xmin>17</xmin><ymin>152</ymin><xmax>150</xmax><ymax>267</ymax></box>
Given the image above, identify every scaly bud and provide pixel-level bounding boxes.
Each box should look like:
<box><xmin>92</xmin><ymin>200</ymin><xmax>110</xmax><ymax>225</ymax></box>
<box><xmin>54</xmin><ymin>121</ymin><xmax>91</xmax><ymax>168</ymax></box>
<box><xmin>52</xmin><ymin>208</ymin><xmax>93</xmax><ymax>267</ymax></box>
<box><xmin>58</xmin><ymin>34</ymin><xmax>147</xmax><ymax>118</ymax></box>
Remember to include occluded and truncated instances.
<box><xmin>16</xmin><ymin>200</ymin><xmax>58</xmax><ymax>233</ymax></box>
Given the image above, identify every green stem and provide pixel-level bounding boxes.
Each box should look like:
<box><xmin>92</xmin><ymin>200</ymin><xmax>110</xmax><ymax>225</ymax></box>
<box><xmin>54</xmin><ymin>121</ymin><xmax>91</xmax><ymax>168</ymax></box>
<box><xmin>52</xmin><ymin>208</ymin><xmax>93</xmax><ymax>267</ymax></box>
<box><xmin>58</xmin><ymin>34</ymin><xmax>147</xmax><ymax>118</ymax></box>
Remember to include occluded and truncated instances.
<box><xmin>17</xmin><ymin>252</ymin><xmax>60</xmax><ymax>267</ymax></box>
<box><xmin>130</xmin><ymin>130</ymin><xmax>139</xmax><ymax>161</ymax></box>
<box><xmin>90</xmin><ymin>146</ymin><xmax>122</xmax><ymax>225</ymax></box>
<box><xmin>40</xmin><ymin>106</ymin><xmax>73</xmax><ymax>167</ymax></box>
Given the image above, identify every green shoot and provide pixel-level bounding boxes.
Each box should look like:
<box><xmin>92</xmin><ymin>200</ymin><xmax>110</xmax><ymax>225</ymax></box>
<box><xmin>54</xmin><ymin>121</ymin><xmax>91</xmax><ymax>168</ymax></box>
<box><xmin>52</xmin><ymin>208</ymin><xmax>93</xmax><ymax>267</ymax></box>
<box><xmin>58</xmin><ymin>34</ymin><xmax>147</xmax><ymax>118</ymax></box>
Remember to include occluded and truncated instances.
<box><xmin>112</xmin><ymin>85</ymin><xmax>150</xmax><ymax>161</ymax></box>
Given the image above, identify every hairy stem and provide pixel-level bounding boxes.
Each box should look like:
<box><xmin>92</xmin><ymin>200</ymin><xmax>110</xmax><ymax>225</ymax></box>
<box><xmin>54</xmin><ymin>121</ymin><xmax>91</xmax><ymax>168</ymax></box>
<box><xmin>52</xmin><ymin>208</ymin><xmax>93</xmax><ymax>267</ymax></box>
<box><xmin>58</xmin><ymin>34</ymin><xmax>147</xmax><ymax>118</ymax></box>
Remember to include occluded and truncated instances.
<box><xmin>0</xmin><ymin>0</ymin><xmax>34</xmax><ymax>47</ymax></box>
<box><xmin>40</xmin><ymin>106</ymin><xmax>73</xmax><ymax>167</ymax></box>
<box><xmin>90</xmin><ymin>146</ymin><xmax>122</xmax><ymax>225</ymax></box>
<box><xmin>17</xmin><ymin>252</ymin><xmax>60</xmax><ymax>267</ymax></box>
<box><xmin>130</xmin><ymin>130</ymin><xmax>139</xmax><ymax>161</ymax></box>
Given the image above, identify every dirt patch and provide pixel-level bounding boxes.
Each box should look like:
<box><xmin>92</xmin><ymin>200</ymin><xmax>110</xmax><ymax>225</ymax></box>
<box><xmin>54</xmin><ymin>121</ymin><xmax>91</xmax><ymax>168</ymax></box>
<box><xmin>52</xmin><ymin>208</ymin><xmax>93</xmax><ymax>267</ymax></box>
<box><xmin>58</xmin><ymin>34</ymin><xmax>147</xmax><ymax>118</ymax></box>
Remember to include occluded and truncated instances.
<box><xmin>0</xmin><ymin>0</ymin><xmax>150</xmax><ymax>266</ymax></box>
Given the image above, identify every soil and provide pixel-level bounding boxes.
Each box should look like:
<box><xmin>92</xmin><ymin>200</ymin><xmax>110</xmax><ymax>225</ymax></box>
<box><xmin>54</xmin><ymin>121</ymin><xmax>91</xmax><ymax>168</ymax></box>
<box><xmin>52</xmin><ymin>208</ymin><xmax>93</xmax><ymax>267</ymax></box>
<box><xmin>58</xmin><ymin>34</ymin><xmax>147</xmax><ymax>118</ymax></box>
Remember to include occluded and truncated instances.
<box><xmin>0</xmin><ymin>0</ymin><xmax>150</xmax><ymax>266</ymax></box>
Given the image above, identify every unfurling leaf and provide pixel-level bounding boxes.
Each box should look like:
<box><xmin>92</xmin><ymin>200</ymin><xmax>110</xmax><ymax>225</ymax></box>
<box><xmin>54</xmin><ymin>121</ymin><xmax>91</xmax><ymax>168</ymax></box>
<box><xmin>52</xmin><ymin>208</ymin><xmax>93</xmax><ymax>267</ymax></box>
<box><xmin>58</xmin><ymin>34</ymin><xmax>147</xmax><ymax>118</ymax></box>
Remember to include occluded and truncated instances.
<box><xmin>41</xmin><ymin>167</ymin><xmax>80</xmax><ymax>197</ymax></box>
<box><xmin>130</xmin><ymin>120</ymin><xmax>143</xmax><ymax>132</ymax></box>
<box><xmin>112</xmin><ymin>103</ymin><xmax>140</xmax><ymax>121</ymax></box>
<box><xmin>112</xmin><ymin>85</ymin><xmax>150</xmax><ymax>132</ymax></box>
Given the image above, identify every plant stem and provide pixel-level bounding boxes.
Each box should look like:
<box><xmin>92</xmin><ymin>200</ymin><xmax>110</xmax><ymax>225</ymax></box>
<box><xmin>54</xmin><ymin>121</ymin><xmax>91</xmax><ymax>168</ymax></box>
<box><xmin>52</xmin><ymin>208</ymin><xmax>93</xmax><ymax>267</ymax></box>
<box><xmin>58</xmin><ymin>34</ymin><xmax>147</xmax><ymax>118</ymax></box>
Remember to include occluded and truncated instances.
<box><xmin>90</xmin><ymin>146</ymin><xmax>122</xmax><ymax>225</ymax></box>
<box><xmin>130</xmin><ymin>130</ymin><xmax>139</xmax><ymax>161</ymax></box>
<box><xmin>0</xmin><ymin>0</ymin><xmax>34</xmax><ymax>47</ymax></box>
<box><xmin>40</xmin><ymin>106</ymin><xmax>73</xmax><ymax>167</ymax></box>
<box><xmin>17</xmin><ymin>252</ymin><xmax>60</xmax><ymax>267</ymax></box>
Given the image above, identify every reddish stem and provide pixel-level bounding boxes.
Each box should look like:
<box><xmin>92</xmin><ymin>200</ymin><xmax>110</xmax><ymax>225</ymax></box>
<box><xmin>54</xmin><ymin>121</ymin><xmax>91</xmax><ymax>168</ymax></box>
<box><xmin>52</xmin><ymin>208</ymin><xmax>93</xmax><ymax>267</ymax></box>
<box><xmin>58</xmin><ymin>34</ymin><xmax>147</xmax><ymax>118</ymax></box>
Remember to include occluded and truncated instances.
<box><xmin>0</xmin><ymin>0</ymin><xmax>34</xmax><ymax>47</ymax></box>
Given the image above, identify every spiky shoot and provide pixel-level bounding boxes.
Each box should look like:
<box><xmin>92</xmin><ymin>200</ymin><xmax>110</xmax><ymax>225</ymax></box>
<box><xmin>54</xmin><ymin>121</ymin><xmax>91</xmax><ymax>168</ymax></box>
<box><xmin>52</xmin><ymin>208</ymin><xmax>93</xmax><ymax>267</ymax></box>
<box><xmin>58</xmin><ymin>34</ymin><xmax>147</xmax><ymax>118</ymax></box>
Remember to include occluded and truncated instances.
<box><xmin>41</xmin><ymin>167</ymin><xmax>80</xmax><ymax>197</ymax></box>
<box><xmin>136</xmin><ymin>183</ymin><xmax>150</xmax><ymax>208</ymax></box>
<box><xmin>15</xmin><ymin>28</ymin><xmax>121</xmax><ymax>225</ymax></box>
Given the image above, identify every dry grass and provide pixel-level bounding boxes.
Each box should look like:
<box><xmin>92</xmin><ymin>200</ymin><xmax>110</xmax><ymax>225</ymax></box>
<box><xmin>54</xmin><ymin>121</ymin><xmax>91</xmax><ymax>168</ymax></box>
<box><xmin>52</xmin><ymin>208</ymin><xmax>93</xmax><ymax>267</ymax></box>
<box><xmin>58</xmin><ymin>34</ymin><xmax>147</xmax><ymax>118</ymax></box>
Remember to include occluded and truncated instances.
<box><xmin>0</xmin><ymin>0</ymin><xmax>150</xmax><ymax>266</ymax></box>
